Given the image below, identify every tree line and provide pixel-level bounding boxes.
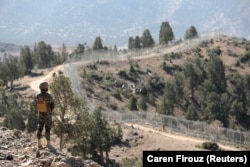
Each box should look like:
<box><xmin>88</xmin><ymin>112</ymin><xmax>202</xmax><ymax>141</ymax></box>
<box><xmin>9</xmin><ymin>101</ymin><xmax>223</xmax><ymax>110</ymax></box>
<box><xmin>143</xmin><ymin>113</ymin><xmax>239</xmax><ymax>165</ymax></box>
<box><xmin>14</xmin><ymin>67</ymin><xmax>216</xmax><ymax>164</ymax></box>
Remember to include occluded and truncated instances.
<box><xmin>128</xmin><ymin>22</ymin><xmax>198</xmax><ymax>50</ymax></box>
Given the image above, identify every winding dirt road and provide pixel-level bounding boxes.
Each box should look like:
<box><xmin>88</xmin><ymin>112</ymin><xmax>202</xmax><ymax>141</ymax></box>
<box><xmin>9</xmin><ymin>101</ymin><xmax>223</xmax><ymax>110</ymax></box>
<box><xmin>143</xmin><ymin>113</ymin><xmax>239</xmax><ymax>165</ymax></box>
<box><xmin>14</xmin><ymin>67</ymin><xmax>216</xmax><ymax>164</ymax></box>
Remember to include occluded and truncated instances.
<box><xmin>28</xmin><ymin>65</ymin><xmax>63</xmax><ymax>93</ymax></box>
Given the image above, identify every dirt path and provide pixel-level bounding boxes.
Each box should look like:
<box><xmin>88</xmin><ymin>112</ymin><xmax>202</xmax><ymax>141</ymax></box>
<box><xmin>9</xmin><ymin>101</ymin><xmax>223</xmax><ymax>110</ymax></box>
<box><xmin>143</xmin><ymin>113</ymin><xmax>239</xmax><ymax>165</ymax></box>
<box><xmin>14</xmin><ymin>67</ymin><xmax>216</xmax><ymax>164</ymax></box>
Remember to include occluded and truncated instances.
<box><xmin>126</xmin><ymin>123</ymin><xmax>241</xmax><ymax>151</ymax></box>
<box><xmin>28</xmin><ymin>65</ymin><xmax>63</xmax><ymax>93</ymax></box>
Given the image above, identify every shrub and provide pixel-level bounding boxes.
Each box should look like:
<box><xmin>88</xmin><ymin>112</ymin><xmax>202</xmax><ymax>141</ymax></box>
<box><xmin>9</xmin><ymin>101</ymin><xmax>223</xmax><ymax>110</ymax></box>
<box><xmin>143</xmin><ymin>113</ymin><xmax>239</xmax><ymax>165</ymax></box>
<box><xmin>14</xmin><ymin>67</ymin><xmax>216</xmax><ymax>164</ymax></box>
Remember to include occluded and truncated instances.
<box><xmin>240</xmin><ymin>51</ymin><xmax>250</xmax><ymax>64</ymax></box>
<box><xmin>120</xmin><ymin>157</ymin><xmax>142</xmax><ymax>167</ymax></box>
<box><xmin>90</xmin><ymin>73</ymin><xmax>103</xmax><ymax>81</ymax></box>
<box><xmin>163</xmin><ymin>52</ymin><xmax>182</xmax><ymax>60</ymax></box>
<box><xmin>113</xmin><ymin>90</ymin><xmax>122</xmax><ymax>101</ymax></box>
<box><xmin>201</xmin><ymin>142</ymin><xmax>219</xmax><ymax>151</ymax></box>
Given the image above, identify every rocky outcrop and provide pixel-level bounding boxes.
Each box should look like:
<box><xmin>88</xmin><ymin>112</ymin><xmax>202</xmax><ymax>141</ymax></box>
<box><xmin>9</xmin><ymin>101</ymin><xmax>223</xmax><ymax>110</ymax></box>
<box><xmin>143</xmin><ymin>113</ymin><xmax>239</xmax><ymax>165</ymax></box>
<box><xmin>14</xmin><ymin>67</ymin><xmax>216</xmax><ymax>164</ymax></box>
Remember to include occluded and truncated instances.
<box><xmin>0</xmin><ymin>127</ymin><xmax>101</xmax><ymax>167</ymax></box>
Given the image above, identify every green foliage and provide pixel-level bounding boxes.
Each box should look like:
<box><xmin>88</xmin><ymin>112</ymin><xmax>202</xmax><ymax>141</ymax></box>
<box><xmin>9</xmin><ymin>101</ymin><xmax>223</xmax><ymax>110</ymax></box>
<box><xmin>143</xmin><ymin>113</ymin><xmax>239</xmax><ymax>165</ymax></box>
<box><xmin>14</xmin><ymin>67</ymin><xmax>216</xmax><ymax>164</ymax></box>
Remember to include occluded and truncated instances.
<box><xmin>118</xmin><ymin>70</ymin><xmax>131</xmax><ymax>81</ymax></box>
<box><xmin>203</xmin><ymin>92</ymin><xmax>230</xmax><ymax>125</ymax></box>
<box><xmin>163</xmin><ymin>52</ymin><xmax>182</xmax><ymax>60</ymax></box>
<box><xmin>186</xmin><ymin>104</ymin><xmax>199</xmax><ymax>121</ymax></box>
<box><xmin>129</xmin><ymin>65</ymin><xmax>139</xmax><ymax>78</ymax></box>
<box><xmin>113</xmin><ymin>44</ymin><xmax>118</xmax><ymax>52</ymax></box>
<box><xmin>161</xmin><ymin>62</ymin><xmax>175</xmax><ymax>74</ymax></box>
<box><xmin>207</xmin><ymin>47</ymin><xmax>222</xmax><ymax>57</ymax></box>
<box><xmin>128</xmin><ymin>95</ymin><xmax>138</xmax><ymax>111</ymax></box>
<box><xmin>141</xmin><ymin>29</ymin><xmax>155</xmax><ymax>48</ymax></box>
<box><xmin>201</xmin><ymin>142</ymin><xmax>219</xmax><ymax>151</ymax></box>
<box><xmin>162</xmin><ymin>80</ymin><xmax>176</xmax><ymax>114</ymax></box>
<box><xmin>72</xmin><ymin>43</ymin><xmax>85</xmax><ymax>55</ymax></box>
<box><xmin>93</xmin><ymin>36</ymin><xmax>104</xmax><ymax>50</ymax></box>
<box><xmin>159</xmin><ymin>21</ymin><xmax>174</xmax><ymax>45</ymax></box>
<box><xmin>128</xmin><ymin>34</ymin><xmax>148</xmax><ymax>49</ymax></box>
<box><xmin>2</xmin><ymin>92</ymin><xmax>26</xmax><ymax>130</ymax></box>
<box><xmin>33</xmin><ymin>41</ymin><xmax>56</xmax><ymax>68</ymax></box>
<box><xmin>134</xmin><ymin>36</ymin><xmax>141</xmax><ymax>49</ymax></box>
<box><xmin>3</xmin><ymin>110</ymin><xmax>25</xmax><ymax>130</ymax></box>
<box><xmin>0</xmin><ymin>63</ymin><xmax>8</xmax><ymax>88</ymax></box>
<box><xmin>5</xmin><ymin>57</ymin><xmax>23</xmax><ymax>89</ymax></box>
<box><xmin>50</xmin><ymin>73</ymin><xmax>84</xmax><ymax>151</ymax></box>
<box><xmin>173</xmin><ymin>72</ymin><xmax>184</xmax><ymax>100</ymax></box>
<box><xmin>183</xmin><ymin>58</ymin><xmax>204</xmax><ymax>98</ymax></box>
<box><xmin>206</xmin><ymin>56</ymin><xmax>227</xmax><ymax>93</ymax></box>
<box><xmin>113</xmin><ymin>89</ymin><xmax>122</xmax><ymax>101</ymax></box>
<box><xmin>90</xmin><ymin>73</ymin><xmax>103</xmax><ymax>82</ymax></box>
<box><xmin>26</xmin><ymin>101</ymin><xmax>38</xmax><ymax>133</ymax></box>
<box><xmin>138</xmin><ymin>95</ymin><xmax>147</xmax><ymax>111</ymax></box>
<box><xmin>157</xmin><ymin>96</ymin><xmax>167</xmax><ymax>114</ymax></box>
<box><xmin>184</xmin><ymin>26</ymin><xmax>198</xmax><ymax>40</ymax></box>
<box><xmin>72</xmin><ymin>110</ymin><xmax>122</xmax><ymax>165</ymax></box>
<box><xmin>199</xmin><ymin>80</ymin><xmax>217</xmax><ymax>107</ymax></box>
<box><xmin>157</xmin><ymin>78</ymin><xmax>181</xmax><ymax>115</ymax></box>
<box><xmin>60</xmin><ymin>43</ymin><xmax>69</xmax><ymax>62</ymax></box>
<box><xmin>147</xmin><ymin>92</ymin><xmax>156</xmax><ymax>106</ymax></box>
<box><xmin>128</xmin><ymin>37</ymin><xmax>134</xmax><ymax>50</ymax></box>
<box><xmin>120</xmin><ymin>157</ymin><xmax>142</xmax><ymax>167</ymax></box>
<box><xmin>230</xmin><ymin>100</ymin><xmax>244</xmax><ymax>122</ymax></box>
<box><xmin>87</xmin><ymin>63</ymin><xmax>98</xmax><ymax>70</ymax></box>
<box><xmin>19</xmin><ymin>46</ymin><xmax>34</xmax><ymax>74</ymax></box>
<box><xmin>239</xmin><ymin>51</ymin><xmax>250</xmax><ymax>64</ymax></box>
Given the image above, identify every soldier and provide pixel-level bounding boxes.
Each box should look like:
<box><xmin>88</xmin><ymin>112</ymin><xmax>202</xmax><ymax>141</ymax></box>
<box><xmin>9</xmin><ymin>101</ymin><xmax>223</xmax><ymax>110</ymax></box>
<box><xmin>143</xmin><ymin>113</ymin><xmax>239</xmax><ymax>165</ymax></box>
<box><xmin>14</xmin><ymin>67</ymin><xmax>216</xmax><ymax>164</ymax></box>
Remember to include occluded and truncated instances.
<box><xmin>36</xmin><ymin>82</ymin><xmax>55</xmax><ymax>149</ymax></box>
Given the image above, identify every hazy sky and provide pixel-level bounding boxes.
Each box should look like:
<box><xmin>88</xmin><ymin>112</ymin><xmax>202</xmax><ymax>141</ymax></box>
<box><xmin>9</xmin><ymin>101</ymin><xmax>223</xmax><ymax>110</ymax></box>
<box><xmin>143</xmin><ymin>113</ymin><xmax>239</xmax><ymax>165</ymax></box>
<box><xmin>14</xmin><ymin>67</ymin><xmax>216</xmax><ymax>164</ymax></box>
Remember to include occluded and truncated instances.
<box><xmin>0</xmin><ymin>0</ymin><xmax>249</xmax><ymax>45</ymax></box>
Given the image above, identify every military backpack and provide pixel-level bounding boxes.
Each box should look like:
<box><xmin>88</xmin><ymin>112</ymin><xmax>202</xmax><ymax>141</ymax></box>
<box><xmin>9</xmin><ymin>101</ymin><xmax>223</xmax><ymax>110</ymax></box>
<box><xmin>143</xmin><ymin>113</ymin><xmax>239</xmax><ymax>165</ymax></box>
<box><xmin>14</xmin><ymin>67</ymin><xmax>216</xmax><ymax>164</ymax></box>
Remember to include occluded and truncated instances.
<box><xmin>36</xmin><ymin>95</ymin><xmax>51</xmax><ymax>112</ymax></box>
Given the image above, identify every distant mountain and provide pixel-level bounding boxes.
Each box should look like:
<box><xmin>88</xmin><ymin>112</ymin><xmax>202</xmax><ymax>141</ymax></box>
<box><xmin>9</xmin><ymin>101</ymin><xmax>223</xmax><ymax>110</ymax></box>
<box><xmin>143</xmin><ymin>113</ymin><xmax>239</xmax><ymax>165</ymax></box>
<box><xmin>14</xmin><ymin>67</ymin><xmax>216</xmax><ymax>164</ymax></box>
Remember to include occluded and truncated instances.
<box><xmin>0</xmin><ymin>0</ymin><xmax>249</xmax><ymax>46</ymax></box>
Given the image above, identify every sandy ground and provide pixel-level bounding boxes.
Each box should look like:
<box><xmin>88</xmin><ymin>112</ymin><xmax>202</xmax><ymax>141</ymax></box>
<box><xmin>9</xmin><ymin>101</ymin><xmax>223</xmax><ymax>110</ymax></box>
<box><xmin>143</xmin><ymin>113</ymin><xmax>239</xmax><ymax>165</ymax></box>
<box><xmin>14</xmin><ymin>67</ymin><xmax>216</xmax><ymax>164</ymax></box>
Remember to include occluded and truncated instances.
<box><xmin>108</xmin><ymin>123</ymin><xmax>241</xmax><ymax>163</ymax></box>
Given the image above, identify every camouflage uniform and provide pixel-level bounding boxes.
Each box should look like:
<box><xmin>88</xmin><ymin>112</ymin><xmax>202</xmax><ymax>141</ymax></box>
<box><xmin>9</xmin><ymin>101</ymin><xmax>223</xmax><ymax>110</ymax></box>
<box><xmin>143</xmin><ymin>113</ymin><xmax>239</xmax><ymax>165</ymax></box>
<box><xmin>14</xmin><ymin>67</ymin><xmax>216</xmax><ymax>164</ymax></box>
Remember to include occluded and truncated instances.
<box><xmin>36</xmin><ymin>92</ymin><xmax>55</xmax><ymax>141</ymax></box>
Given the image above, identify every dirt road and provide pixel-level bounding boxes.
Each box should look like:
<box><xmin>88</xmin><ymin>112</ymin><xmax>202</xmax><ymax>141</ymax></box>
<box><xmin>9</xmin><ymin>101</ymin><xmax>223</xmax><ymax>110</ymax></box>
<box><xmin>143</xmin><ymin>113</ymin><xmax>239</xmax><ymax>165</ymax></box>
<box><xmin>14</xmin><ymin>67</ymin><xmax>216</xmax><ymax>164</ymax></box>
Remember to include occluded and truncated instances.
<box><xmin>28</xmin><ymin>65</ymin><xmax>63</xmax><ymax>93</ymax></box>
<box><xmin>126</xmin><ymin>123</ymin><xmax>241</xmax><ymax>151</ymax></box>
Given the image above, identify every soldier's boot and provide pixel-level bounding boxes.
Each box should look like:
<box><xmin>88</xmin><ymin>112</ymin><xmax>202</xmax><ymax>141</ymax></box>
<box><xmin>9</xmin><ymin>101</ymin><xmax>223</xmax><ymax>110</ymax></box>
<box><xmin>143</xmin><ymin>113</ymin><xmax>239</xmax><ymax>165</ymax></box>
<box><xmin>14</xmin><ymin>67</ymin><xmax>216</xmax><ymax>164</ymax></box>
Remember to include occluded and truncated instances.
<box><xmin>37</xmin><ymin>139</ymin><xmax>43</xmax><ymax>149</ymax></box>
<box><xmin>46</xmin><ymin>140</ymin><xmax>55</xmax><ymax>152</ymax></box>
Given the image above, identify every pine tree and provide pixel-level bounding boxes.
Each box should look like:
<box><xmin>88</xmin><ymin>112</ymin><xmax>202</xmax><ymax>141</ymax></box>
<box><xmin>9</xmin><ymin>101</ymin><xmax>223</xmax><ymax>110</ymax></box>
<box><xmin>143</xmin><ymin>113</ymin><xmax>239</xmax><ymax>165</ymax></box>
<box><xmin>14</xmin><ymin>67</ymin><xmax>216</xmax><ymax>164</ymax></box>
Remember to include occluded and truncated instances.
<box><xmin>113</xmin><ymin>44</ymin><xmax>118</xmax><ymax>52</ymax></box>
<box><xmin>184</xmin><ymin>26</ymin><xmax>198</xmax><ymax>40</ymax></box>
<box><xmin>19</xmin><ymin>46</ymin><xmax>34</xmax><ymax>74</ymax></box>
<box><xmin>133</xmin><ymin>36</ymin><xmax>141</xmax><ymax>49</ymax></box>
<box><xmin>138</xmin><ymin>95</ymin><xmax>147</xmax><ymax>111</ymax></box>
<box><xmin>128</xmin><ymin>36</ymin><xmax>134</xmax><ymax>50</ymax></box>
<box><xmin>5</xmin><ymin>57</ymin><xmax>22</xmax><ymax>90</ymax></box>
<box><xmin>93</xmin><ymin>36</ymin><xmax>104</xmax><ymax>50</ymax></box>
<box><xmin>205</xmin><ymin>56</ymin><xmax>227</xmax><ymax>93</ymax></box>
<box><xmin>159</xmin><ymin>21</ymin><xmax>174</xmax><ymax>45</ymax></box>
<box><xmin>141</xmin><ymin>29</ymin><xmax>154</xmax><ymax>48</ymax></box>
<box><xmin>50</xmin><ymin>73</ymin><xmax>84</xmax><ymax>151</ymax></box>
<box><xmin>186</xmin><ymin>104</ymin><xmax>199</xmax><ymax>121</ymax></box>
<box><xmin>183</xmin><ymin>58</ymin><xmax>203</xmax><ymax>99</ymax></box>
<box><xmin>73</xmin><ymin>43</ymin><xmax>85</xmax><ymax>55</ymax></box>
<box><xmin>33</xmin><ymin>41</ymin><xmax>55</xmax><ymax>68</ymax></box>
<box><xmin>128</xmin><ymin>95</ymin><xmax>138</xmax><ymax>111</ymax></box>
<box><xmin>2</xmin><ymin>92</ymin><xmax>26</xmax><ymax>130</ymax></box>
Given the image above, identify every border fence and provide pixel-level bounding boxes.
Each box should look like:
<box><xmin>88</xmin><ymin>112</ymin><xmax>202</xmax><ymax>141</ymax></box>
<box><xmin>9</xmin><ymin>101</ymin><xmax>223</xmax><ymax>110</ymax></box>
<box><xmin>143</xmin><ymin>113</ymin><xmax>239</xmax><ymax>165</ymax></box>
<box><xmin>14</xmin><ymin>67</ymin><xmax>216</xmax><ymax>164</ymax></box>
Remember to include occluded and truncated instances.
<box><xmin>63</xmin><ymin>30</ymin><xmax>250</xmax><ymax>148</ymax></box>
<box><xmin>101</xmin><ymin>110</ymin><xmax>250</xmax><ymax>148</ymax></box>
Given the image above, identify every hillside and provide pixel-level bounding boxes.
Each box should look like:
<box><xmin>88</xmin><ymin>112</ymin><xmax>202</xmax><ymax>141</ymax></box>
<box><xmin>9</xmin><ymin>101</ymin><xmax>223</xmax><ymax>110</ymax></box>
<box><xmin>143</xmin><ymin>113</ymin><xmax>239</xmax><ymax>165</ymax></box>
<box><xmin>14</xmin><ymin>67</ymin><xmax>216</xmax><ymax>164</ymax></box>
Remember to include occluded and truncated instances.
<box><xmin>67</xmin><ymin>35</ymin><xmax>250</xmax><ymax>131</ymax></box>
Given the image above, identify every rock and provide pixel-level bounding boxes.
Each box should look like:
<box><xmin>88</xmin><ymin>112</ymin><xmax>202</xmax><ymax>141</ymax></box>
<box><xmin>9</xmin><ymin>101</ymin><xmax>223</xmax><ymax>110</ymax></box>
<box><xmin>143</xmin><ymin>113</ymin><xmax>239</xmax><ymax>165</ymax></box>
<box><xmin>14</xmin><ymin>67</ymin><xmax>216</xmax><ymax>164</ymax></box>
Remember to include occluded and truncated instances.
<box><xmin>0</xmin><ymin>127</ymin><xmax>102</xmax><ymax>167</ymax></box>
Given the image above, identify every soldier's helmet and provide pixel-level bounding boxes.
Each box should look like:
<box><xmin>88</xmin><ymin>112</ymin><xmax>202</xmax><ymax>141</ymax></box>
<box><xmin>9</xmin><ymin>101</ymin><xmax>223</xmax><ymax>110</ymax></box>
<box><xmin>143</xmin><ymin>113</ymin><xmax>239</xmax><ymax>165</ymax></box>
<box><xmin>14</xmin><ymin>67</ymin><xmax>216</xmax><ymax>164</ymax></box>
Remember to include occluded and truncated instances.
<box><xmin>39</xmin><ymin>82</ymin><xmax>48</xmax><ymax>90</ymax></box>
